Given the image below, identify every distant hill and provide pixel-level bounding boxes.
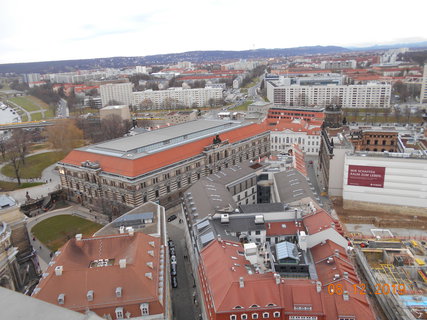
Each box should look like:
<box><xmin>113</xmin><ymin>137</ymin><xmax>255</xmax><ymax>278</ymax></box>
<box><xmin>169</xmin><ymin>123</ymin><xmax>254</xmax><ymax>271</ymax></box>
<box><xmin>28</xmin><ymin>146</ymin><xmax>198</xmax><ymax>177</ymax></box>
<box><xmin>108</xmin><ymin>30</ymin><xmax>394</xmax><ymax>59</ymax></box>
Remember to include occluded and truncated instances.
<box><xmin>347</xmin><ymin>41</ymin><xmax>427</xmax><ymax>51</ymax></box>
<box><xmin>0</xmin><ymin>45</ymin><xmax>348</xmax><ymax>74</ymax></box>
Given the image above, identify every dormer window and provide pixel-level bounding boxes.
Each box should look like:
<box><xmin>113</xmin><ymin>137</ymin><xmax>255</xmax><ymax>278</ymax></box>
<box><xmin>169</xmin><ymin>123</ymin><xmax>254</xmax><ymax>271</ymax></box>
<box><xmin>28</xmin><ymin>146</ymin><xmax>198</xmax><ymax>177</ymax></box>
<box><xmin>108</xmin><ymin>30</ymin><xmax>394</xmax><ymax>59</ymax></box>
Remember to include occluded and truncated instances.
<box><xmin>234</xmin><ymin>306</ymin><xmax>243</xmax><ymax>309</ymax></box>
<box><xmin>140</xmin><ymin>303</ymin><xmax>149</xmax><ymax>315</ymax></box>
<box><xmin>250</xmin><ymin>304</ymin><xmax>260</xmax><ymax>308</ymax></box>
<box><xmin>115</xmin><ymin>307</ymin><xmax>124</xmax><ymax>319</ymax></box>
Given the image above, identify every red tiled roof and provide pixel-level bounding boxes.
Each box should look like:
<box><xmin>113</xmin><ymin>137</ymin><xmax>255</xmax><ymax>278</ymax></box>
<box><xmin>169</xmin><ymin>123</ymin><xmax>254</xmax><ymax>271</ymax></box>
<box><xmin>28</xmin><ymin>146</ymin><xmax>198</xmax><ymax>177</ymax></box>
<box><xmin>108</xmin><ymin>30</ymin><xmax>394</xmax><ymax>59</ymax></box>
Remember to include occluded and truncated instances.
<box><xmin>62</xmin><ymin>123</ymin><xmax>268</xmax><ymax>177</ymax></box>
<box><xmin>34</xmin><ymin>233</ymin><xmax>164</xmax><ymax>317</ymax></box>
<box><xmin>266</xmin><ymin>221</ymin><xmax>301</xmax><ymax>236</ymax></box>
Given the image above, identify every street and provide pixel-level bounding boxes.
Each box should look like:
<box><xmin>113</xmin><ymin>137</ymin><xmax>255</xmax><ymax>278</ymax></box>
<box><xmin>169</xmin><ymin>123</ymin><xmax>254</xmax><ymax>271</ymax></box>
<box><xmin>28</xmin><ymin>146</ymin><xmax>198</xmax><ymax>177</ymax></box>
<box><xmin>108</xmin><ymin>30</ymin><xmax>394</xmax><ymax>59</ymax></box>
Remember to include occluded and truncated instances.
<box><xmin>166</xmin><ymin>206</ymin><xmax>200</xmax><ymax>320</ymax></box>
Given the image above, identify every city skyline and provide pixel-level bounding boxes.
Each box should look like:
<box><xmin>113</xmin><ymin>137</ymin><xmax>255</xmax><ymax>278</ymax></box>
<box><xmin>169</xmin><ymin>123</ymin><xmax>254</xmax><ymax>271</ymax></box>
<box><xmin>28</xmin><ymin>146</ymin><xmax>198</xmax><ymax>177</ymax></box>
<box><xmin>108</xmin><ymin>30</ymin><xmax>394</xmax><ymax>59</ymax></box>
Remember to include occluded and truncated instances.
<box><xmin>0</xmin><ymin>0</ymin><xmax>426</xmax><ymax>64</ymax></box>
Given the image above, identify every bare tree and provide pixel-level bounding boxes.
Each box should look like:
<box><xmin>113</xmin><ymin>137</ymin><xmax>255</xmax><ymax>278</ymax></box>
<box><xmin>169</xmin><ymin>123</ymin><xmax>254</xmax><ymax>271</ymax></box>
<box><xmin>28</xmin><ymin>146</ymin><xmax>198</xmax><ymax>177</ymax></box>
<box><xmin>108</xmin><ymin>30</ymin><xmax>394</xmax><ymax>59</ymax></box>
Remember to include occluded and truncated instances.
<box><xmin>11</xmin><ymin>129</ymin><xmax>29</xmax><ymax>165</ymax></box>
<box><xmin>0</xmin><ymin>135</ymin><xmax>8</xmax><ymax>161</ymax></box>
<box><xmin>101</xmin><ymin>115</ymin><xmax>132</xmax><ymax>140</ymax></box>
<box><xmin>7</xmin><ymin>143</ymin><xmax>22</xmax><ymax>185</ymax></box>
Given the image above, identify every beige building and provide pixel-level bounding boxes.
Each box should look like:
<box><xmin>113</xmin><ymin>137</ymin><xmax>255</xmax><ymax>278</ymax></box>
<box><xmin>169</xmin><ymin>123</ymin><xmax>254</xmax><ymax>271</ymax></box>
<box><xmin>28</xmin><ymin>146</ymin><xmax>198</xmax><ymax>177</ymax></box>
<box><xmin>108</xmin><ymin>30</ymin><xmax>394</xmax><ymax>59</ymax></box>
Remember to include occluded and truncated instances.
<box><xmin>421</xmin><ymin>64</ymin><xmax>427</xmax><ymax>104</ymax></box>
<box><xmin>99</xmin><ymin>105</ymin><xmax>131</xmax><ymax>121</ymax></box>
<box><xmin>100</xmin><ymin>82</ymin><xmax>133</xmax><ymax>107</ymax></box>
<box><xmin>164</xmin><ymin>110</ymin><xmax>198</xmax><ymax>125</ymax></box>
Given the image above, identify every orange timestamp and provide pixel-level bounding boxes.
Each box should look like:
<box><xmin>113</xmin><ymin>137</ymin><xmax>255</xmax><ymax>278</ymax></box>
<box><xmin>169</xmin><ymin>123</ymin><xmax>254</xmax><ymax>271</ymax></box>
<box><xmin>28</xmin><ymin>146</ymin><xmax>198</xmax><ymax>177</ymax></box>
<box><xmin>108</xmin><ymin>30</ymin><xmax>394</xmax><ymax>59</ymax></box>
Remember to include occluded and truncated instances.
<box><xmin>327</xmin><ymin>283</ymin><xmax>406</xmax><ymax>295</ymax></box>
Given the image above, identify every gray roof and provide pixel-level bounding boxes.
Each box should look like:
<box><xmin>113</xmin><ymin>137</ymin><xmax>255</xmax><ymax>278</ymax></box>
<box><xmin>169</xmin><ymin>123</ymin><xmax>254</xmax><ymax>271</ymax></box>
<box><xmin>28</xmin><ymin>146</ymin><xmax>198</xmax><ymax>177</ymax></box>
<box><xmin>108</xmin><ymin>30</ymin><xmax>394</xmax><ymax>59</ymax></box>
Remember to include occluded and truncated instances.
<box><xmin>185</xmin><ymin>180</ymin><xmax>237</xmax><ymax>222</ymax></box>
<box><xmin>239</xmin><ymin>203</ymin><xmax>286</xmax><ymax>214</ymax></box>
<box><xmin>81</xmin><ymin>119</ymin><xmax>246</xmax><ymax>158</ymax></box>
<box><xmin>205</xmin><ymin>161</ymin><xmax>261</xmax><ymax>187</ymax></box>
<box><xmin>0</xmin><ymin>195</ymin><xmax>16</xmax><ymax>209</ymax></box>
<box><xmin>274</xmin><ymin>169</ymin><xmax>318</xmax><ymax>204</ymax></box>
<box><xmin>210</xmin><ymin>214</ymin><xmax>265</xmax><ymax>234</ymax></box>
<box><xmin>0</xmin><ymin>287</ymin><xmax>102</xmax><ymax>320</ymax></box>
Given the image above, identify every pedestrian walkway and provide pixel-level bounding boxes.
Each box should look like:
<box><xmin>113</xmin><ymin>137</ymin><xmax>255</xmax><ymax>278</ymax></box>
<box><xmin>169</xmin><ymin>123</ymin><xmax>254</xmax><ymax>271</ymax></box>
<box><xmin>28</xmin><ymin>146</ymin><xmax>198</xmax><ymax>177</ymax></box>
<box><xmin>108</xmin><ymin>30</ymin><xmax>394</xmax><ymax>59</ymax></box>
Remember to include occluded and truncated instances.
<box><xmin>0</xmin><ymin>150</ymin><xmax>61</xmax><ymax>204</ymax></box>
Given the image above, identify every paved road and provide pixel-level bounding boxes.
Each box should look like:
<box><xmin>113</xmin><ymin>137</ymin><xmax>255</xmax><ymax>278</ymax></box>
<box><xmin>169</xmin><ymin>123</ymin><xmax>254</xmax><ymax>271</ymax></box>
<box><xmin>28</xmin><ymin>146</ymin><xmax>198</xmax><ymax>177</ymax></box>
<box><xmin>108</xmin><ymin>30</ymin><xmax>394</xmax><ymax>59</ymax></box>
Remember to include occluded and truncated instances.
<box><xmin>166</xmin><ymin>206</ymin><xmax>200</xmax><ymax>320</ymax></box>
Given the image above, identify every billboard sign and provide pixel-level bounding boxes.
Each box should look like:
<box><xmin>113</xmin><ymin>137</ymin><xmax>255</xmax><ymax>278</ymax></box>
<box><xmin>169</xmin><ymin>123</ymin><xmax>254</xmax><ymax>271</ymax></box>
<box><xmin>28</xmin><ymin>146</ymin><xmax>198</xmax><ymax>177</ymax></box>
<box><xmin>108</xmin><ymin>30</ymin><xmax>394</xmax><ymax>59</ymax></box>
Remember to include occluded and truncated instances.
<box><xmin>347</xmin><ymin>165</ymin><xmax>385</xmax><ymax>188</ymax></box>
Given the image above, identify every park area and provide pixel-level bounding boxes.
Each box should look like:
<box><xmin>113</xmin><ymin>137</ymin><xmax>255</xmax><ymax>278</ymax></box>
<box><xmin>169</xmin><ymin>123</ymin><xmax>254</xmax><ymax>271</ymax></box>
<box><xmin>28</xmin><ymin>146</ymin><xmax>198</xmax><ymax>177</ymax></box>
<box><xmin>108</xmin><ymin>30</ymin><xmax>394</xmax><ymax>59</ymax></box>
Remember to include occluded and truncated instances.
<box><xmin>9</xmin><ymin>95</ymin><xmax>55</xmax><ymax>120</ymax></box>
<box><xmin>31</xmin><ymin>215</ymin><xmax>103</xmax><ymax>251</ymax></box>
<box><xmin>1</xmin><ymin>151</ymin><xmax>65</xmax><ymax>179</ymax></box>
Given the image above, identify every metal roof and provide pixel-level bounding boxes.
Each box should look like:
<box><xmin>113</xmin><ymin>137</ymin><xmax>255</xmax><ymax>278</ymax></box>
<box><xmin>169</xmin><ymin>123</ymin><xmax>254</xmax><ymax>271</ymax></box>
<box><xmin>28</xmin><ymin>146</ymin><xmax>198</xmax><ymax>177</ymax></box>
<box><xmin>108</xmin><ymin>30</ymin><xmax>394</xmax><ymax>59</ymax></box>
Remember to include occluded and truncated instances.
<box><xmin>276</xmin><ymin>241</ymin><xmax>298</xmax><ymax>261</ymax></box>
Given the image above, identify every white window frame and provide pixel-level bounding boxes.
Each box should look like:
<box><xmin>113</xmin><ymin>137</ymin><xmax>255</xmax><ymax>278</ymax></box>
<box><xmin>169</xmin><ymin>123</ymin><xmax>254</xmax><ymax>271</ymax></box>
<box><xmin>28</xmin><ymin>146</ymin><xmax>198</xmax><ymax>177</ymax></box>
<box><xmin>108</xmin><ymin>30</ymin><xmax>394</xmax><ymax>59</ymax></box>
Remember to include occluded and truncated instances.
<box><xmin>252</xmin><ymin>314</ymin><xmax>259</xmax><ymax>319</ymax></box>
<box><xmin>273</xmin><ymin>311</ymin><xmax>280</xmax><ymax>318</ymax></box>
<box><xmin>115</xmin><ymin>307</ymin><xmax>124</xmax><ymax>319</ymax></box>
<box><xmin>230</xmin><ymin>315</ymin><xmax>237</xmax><ymax>320</ymax></box>
<box><xmin>242</xmin><ymin>314</ymin><xmax>248</xmax><ymax>320</ymax></box>
<box><xmin>263</xmin><ymin>312</ymin><xmax>270</xmax><ymax>319</ymax></box>
<box><xmin>140</xmin><ymin>303</ymin><xmax>149</xmax><ymax>315</ymax></box>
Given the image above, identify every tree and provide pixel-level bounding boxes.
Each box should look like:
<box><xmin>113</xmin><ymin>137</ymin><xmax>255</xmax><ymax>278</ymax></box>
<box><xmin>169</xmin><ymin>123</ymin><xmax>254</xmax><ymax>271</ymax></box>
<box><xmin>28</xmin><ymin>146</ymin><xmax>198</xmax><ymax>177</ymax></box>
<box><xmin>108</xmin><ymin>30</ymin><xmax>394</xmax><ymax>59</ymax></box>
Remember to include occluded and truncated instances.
<box><xmin>10</xmin><ymin>129</ymin><xmax>29</xmax><ymax>165</ymax></box>
<box><xmin>403</xmin><ymin>106</ymin><xmax>411</xmax><ymax>123</ymax></box>
<box><xmin>392</xmin><ymin>81</ymin><xmax>409</xmax><ymax>102</ymax></box>
<box><xmin>139</xmin><ymin>99</ymin><xmax>154</xmax><ymax>110</ymax></box>
<box><xmin>45</xmin><ymin>119</ymin><xmax>84</xmax><ymax>152</ymax></box>
<box><xmin>7</xmin><ymin>144</ymin><xmax>23</xmax><ymax>185</ymax></box>
<box><xmin>101</xmin><ymin>115</ymin><xmax>132</xmax><ymax>140</ymax></box>
<box><xmin>384</xmin><ymin>108</ymin><xmax>391</xmax><ymax>124</ymax></box>
<box><xmin>0</xmin><ymin>135</ymin><xmax>8</xmax><ymax>161</ymax></box>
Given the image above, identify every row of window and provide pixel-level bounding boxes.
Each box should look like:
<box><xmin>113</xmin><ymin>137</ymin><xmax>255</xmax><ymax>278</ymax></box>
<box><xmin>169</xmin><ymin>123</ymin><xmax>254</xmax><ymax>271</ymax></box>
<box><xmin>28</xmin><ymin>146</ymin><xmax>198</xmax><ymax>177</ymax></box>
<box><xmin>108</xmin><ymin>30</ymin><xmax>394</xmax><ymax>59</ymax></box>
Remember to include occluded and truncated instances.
<box><xmin>230</xmin><ymin>311</ymin><xmax>280</xmax><ymax>320</ymax></box>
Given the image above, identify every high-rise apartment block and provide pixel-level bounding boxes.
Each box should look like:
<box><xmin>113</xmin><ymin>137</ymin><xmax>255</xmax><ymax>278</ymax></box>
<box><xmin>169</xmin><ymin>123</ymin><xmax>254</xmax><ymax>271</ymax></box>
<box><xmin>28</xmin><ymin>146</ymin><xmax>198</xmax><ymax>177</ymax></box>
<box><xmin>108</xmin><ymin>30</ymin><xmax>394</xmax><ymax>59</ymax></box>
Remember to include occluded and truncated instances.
<box><xmin>100</xmin><ymin>83</ymin><xmax>133</xmax><ymax>107</ymax></box>
<box><xmin>421</xmin><ymin>64</ymin><xmax>427</xmax><ymax>104</ymax></box>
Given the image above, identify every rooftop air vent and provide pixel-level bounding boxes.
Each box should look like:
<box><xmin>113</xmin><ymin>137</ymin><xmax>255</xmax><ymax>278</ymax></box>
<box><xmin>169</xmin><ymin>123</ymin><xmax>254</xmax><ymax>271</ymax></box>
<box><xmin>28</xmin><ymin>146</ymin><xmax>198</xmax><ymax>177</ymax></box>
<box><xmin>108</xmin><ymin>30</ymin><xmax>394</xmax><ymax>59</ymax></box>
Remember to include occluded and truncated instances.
<box><xmin>55</xmin><ymin>266</ymin><xmax>63</xmax><ymax>276</ymax></box>
<box><xmin>221</xmin><ymin>214</ymin><xmax>229</xmax><ymax>224</ymax></box>
<box><xmin>87</xmin><ymin>290</ymin><xmax>94</xmax><ymax>301</ymax></box>
<box><xmin>58</xmin><ymin>293</ymin><xmax>65</xmax><ymax>305</ymax></box>
<box><xmin>119</xmin><ymin>259</ymin><xmax>127</xmax><ymax>269</ymax></box>
<box><xmin>115</xmin><ymin>287</ymin><xmax>122</xmax><ymax>298</ymax></box>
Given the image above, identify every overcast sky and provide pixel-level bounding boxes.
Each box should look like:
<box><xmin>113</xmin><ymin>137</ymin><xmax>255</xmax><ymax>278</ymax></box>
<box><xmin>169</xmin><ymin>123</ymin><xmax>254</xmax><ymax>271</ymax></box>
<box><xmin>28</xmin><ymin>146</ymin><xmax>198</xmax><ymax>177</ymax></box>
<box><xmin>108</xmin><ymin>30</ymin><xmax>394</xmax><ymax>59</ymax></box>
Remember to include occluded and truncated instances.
<box><xmin>0</xmin><ymin>0</ymin><xmax>426</xmax><ymax>64</ymax></box>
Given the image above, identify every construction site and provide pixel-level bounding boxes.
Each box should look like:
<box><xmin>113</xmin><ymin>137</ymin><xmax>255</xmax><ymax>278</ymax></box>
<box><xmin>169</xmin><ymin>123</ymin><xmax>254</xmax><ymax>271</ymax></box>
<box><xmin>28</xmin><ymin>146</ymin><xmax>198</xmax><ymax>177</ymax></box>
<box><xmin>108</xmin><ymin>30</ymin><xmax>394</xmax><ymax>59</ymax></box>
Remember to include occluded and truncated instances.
<box><xmin>354</xmin><ymin>235</ymin><xmax>427</xmax><ymax>320</ymax></box>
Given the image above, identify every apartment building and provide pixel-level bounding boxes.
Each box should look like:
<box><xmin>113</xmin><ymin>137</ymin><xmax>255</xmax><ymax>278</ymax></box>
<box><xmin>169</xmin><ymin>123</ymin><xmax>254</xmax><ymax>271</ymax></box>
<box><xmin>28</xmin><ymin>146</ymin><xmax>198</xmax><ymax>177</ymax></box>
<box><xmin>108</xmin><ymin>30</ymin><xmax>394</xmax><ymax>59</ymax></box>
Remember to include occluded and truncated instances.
<box><xmin>133</xmin><ymin>87</ymin><xmax>223</xmax><ymax>109</ymax></box>
<box><xmin>266</xmin><ymin>80</ymin><xmax>391</xmax><ymax>108</ymax></box>
<box><xmin>319</xmin><ymin>60</ymin><xmax>357</xmax><ymax>69</ymax></box>
<box><xmin>100</xmin><ymin>82</ymin><xmax>133</xmax><ymax>107</ymax></box>
<box><xmin>57</xmin><ymin>120</ymin><xmax>270</xmax><ymax>214</ymax></box>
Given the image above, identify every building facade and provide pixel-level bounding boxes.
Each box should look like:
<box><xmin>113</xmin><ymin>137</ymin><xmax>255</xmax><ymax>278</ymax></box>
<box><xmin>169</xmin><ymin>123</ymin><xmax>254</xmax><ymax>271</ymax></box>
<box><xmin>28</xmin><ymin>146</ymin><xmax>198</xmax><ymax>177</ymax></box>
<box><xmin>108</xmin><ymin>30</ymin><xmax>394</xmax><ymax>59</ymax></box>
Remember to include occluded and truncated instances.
<box><xmin>350</xmin><ymin>130</ymin><xmax>399</xmax><ymax>152</ymax></box>
<box><xmin>133</xmin><ymin>87</ymin><xmax>223</xmax><ymax>109</ymax></box>
<box><xmin>100</xmin><ymin>83</ymin><xmax>133</xmax><ymax>107</ymax></box>
<box><xmin>421</xmin><ymin>64</ymin><xmax>427</xmax><ymax>104</ymax></box>
<box><xmin>266</xmin><ymin>81</ymin><xmax>391</xmax><ymax>108</ymax></box>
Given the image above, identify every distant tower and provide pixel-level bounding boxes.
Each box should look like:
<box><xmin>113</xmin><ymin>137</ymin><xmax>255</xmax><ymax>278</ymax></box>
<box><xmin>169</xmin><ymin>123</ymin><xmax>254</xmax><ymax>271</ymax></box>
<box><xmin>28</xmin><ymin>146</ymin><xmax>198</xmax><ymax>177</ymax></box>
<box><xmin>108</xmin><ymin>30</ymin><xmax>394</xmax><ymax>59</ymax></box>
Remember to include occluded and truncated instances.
<box><xmin>421</xmin><ymin>64</ymin><xmax>427</xmax><ymax>104</ymax></box>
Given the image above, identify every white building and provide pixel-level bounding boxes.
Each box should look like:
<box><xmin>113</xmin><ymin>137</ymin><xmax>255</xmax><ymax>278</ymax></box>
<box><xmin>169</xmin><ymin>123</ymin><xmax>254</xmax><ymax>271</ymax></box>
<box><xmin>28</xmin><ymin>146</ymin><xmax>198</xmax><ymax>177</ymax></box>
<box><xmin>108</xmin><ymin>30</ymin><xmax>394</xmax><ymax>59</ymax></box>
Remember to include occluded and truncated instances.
<box><xmin>135</xmin><ymin>66</ymin><xmax>147</xmax><ymax>74</ymax></box>
<box><xmin>23</xmin><ymin>73</ymin><xmax>40</xmax><ymax>83</ymax></box>
<box><xmin>133</xmin><ymin>87</ymin><xmax>223</xmax><ymax>109</ymax></box>
<box><xmin>342</xmin><ymin>152</ymin><xmax>427</xmax><ymax>214</ymax></box>
<box><xmin>269</xmin><ymin>119</ymin><xmax>322</xmax><ymax>155</ymax></box>
<box><xmin>266</xmin><ymin>81</ymin><xmax>392</xmax><ymax>108</ymax></box>
<box><xmin>100</xmin><ymin>82</ymin><xmax>133</xmax><ymax>107</ymax></box>
<box><xmin>420</xmin><ymin>64</ymin><xmax>427</xmax><ymax>104</ymax></box>
<box><xmin>320</xmin><ymin>60</ymin><xmax>357</xmax><ymax>70</ymax></box>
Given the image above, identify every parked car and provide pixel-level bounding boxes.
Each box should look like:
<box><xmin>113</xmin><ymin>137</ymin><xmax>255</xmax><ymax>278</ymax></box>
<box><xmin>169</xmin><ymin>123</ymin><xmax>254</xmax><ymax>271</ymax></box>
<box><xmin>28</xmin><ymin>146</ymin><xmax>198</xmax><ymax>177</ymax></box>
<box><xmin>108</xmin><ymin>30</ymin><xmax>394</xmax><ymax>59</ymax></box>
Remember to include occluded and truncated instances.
<box><xmin>171</xmin><ymin>255</ymin><xmax>177</xmax><ymax>264</ymax></box>
<box><xmin>171</xmin><ymin>263</ymin><xmax>177</xmax><ymax>276</ymax></box>
<box><xmin>172</xmin><ymin>276</ymin><xmax>178</xmax><ymax>288</ymax></box>
<box><xmin>168</xmin><ymin>240</ymin><xmax>175</xmax><ymax>249</ymax></box>
<box><xmin>169</xmin><ymin>247</ymin><xmax>176</xmax><ymax>256</ymax></box>
<box><xmin>167</xmin><ymin>214</ymin><xmax>177</xmax><ymax>222</ymax></box>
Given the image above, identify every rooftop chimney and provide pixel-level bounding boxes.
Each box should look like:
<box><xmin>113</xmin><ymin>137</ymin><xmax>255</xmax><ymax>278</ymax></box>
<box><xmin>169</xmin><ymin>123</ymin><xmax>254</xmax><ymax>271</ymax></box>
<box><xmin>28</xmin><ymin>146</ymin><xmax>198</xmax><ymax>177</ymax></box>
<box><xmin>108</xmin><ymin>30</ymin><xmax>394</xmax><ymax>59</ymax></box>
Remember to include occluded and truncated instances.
<box><xmin>119</xmin><ymin>259</ymin><xmax>127</xmax><ymax>269</ymax></box>
<box><xmin>87</xmin><ymin>290</ymin><xmax>94</xmax><ymax>302</ymax></box>
<box><xmin>115</xmin><ymin>287</ymin><xmax>122</xmax><ymax>298</ymax></box>
<box><xmin>316</xmin><ymin>281</ymin><xmax>322</xmax><ymax>293</ymax></box>
<box><xmin>58</xmin><ymin>293</ymin><xmax>65</xmax><ymax>305</ymax></box>
<box><xmin>75</xmin><ymin>234</ymin><xmax>82</xmax><ymax>241</ymax></box>
<box><xmin>119</xmin><ymin>226</ymin><xmax>125</xmax><ymax>234</ymax></box>
<box><xmin>239</xmin><ymin>277</ymin><xmax>244</xmax><ymax>288</ymax></box>
<box><xmin>55</xmin><ymin>266</ymin><xmax>63</xmax><ymax>276</ymax></box>
<box><xmin>126</xmin><ymin>227</ymin><xmax>134</xmax><ymax>236</ymax></box>
<box><xmin>274</xmin><ymin>273</ymin><xmax>281</xmax><ymax>285</ymax></box>
<box><xmin>221</xmin><ymin>214</ymin><xmax>229</xmax><ymax>224</ymax></box>
<box><xmin>254</xmin><ymin>215</ymin><xmax>264</xmax><ymax>224</ymax></box>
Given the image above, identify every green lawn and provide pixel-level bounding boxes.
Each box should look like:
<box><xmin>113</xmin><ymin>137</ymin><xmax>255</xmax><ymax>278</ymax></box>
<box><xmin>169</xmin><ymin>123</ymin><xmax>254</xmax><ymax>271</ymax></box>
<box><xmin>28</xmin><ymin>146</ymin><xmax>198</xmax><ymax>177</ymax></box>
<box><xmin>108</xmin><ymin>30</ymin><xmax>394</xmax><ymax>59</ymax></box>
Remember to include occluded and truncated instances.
<box><xmin>1</xmin><ymin>151</ymin><xmax>66</xmax><ymax>179</ymax></box>
<box><xmin>9</xmin><ymin>96</ymin><xmax>42</xmax><ymax>112</ymax></box>
<box><xmin>30</xmin><ymin>112</ymin><xmax>43</xmax><ymax>121</ymax></box>
<box><xmin>31</xmin><ymin>215</ymin><xmax>103</xmax><ymax>251</ymax></box>
<box><xmin>0</xmin><ymin>181</ymin><xmax>44</xmax><ymax>191</ymax></box>
<box><xmin>230</xmin><ymin>100</ymin><xmax>254</xmax><ymax>111</ymax></box>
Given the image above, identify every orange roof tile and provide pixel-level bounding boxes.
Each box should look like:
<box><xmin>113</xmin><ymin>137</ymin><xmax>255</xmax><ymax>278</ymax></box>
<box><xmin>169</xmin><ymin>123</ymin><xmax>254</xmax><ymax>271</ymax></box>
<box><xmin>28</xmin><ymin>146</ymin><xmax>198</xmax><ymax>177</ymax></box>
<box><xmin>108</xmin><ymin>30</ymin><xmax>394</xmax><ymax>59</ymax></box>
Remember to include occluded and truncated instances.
<box><xmin>34</xmin><ymin>233</ymin><xmax>165</xmax><ymax>317</ymax></box>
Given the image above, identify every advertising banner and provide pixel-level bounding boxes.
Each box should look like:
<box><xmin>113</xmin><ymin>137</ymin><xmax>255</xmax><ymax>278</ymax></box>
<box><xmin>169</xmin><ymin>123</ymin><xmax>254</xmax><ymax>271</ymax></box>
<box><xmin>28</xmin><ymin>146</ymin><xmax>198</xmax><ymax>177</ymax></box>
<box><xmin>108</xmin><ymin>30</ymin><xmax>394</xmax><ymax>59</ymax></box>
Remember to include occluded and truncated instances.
<box><xmin>347</xmin><ymin>165</ymin><xmax>385</xmax><ymax>188</ymax></box>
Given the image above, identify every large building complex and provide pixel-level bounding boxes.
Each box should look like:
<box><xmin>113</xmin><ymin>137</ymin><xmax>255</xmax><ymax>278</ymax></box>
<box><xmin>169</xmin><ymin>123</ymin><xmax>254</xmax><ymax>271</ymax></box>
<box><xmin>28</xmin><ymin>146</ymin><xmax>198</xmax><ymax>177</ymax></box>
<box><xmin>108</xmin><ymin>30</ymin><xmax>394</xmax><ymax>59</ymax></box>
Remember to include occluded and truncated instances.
<box><xmin>100</xmin><ymin>83</ymin><xmax>134</xmax><ymax>107</ymax></box>
<box><xmin>266</xmin><ymin>80</ymin><xmax>391</xmax><ymax>108</ymax></box>
<box><xmin>133</xmin><ymin>87</ymin><xmax>223</xmax><ymax>109</ymax></box>
<box><xmin>181</xmin><ymin>150</ymin><xmax>375</xmax><ymax>320</ymax></box>
<box><xmin>57</xmin><ymin>120</ymin><xmax>269</xmax><ymax>213</ymax></box>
